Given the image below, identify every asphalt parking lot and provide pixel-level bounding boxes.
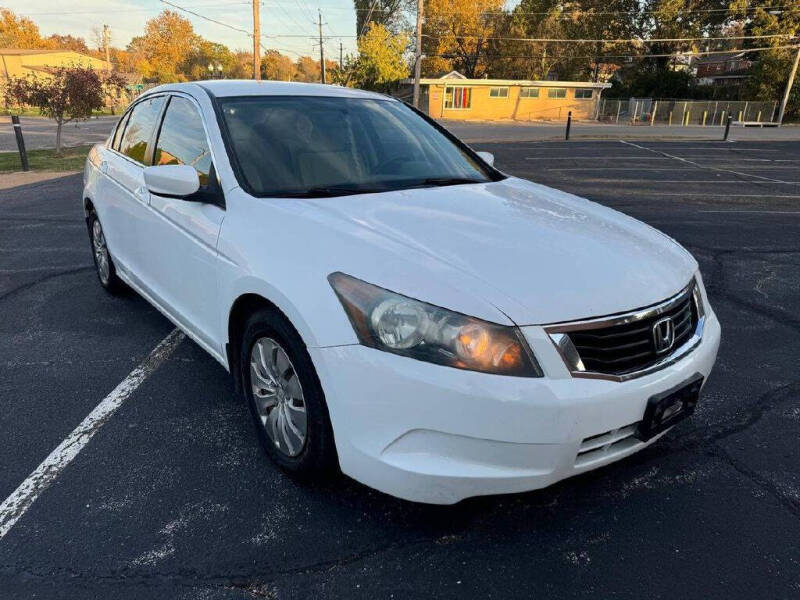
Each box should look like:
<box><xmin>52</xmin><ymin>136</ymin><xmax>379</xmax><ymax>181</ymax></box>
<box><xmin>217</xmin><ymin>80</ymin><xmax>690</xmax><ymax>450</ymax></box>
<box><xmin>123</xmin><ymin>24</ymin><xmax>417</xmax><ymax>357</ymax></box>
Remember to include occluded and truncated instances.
<box><xmin>1</xmin><ymin>139</ymin><xmax>799</xmax><ymax>598</ymax></box>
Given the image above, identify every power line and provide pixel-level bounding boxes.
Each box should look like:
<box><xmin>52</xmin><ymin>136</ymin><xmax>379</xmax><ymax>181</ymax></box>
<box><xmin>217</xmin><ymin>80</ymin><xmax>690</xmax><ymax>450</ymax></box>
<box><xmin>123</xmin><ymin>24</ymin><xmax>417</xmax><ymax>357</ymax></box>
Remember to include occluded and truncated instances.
<box><xmin>431</xmin><ymin>44</ymin><xmax>800</xmax><ymax>61</ymax></box>
<box><xmin>424</xmin><ymin>33</ymin><xmax>794</xmax><ymax>44</ymax></box>
<box><xmin>159</xmin><ymin>0</ymin><xmax>253</xmax><ymax>36</ymax></box>
<box><xmin>495</xmin><ymin>4</ymin><xmax>796</xmax><ymax>17</ymax></box>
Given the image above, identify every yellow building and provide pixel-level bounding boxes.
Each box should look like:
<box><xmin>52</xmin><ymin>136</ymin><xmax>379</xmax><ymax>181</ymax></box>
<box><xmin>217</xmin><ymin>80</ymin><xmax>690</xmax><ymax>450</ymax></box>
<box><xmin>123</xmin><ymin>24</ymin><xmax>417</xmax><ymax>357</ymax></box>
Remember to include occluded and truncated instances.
<box><xmin>0</xmin><ymin>48</ymin><xmax>111</xmax><ymax>81</ymax></box>
<box><xmin>406</xmin><ymin>72</ymin><xmax>611</xmax><ymax>121</ymax></box>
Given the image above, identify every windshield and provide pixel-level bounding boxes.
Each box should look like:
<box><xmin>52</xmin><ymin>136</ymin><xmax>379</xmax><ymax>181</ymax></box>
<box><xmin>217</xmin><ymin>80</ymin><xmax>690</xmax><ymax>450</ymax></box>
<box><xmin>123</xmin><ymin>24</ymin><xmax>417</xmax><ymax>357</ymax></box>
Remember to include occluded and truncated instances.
<box><xmin>217</xmin><ymin>96</ymin><xmax>498</xmax><ymax>197</ymax></box>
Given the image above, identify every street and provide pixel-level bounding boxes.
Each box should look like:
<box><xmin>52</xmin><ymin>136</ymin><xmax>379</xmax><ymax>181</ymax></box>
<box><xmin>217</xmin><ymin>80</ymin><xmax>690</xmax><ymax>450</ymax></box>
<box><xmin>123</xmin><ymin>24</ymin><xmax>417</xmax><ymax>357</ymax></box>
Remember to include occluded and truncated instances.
<box><xmin>0</xmin><ymin>139</ymin><xmax>799</xmax><ymax>598</ymax></box>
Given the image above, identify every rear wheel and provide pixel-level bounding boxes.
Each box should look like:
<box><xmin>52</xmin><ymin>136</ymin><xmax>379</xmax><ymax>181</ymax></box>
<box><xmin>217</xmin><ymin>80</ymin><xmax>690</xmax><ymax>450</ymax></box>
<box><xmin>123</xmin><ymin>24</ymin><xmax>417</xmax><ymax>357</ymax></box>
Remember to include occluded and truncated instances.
<box><xmin>239</xmin><ymin>308</ymin><xmax>337</xmax><ymax>476</ymax></box>
<box><xmin>88</xmin><ymin>212</ymin><xmax>125</xmax><ymax>294</ymax></box>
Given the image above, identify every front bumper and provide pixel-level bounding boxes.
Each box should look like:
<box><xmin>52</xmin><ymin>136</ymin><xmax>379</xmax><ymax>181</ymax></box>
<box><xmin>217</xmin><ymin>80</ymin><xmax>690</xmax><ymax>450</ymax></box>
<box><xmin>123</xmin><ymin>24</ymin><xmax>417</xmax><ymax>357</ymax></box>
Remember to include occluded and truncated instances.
<box><xmin>310</xmin><ymin>308</ymin><xmax>721</xmax><ymax>505</ymax></box>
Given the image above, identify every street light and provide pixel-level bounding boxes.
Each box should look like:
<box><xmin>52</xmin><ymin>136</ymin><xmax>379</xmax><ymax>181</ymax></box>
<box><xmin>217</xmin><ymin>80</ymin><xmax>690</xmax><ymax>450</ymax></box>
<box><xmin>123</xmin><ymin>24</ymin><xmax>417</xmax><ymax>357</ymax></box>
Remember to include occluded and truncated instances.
<box><xmin>207</xmin><ymin>63</ymin><xmax>224</xmax><ymax>79</ymax></box>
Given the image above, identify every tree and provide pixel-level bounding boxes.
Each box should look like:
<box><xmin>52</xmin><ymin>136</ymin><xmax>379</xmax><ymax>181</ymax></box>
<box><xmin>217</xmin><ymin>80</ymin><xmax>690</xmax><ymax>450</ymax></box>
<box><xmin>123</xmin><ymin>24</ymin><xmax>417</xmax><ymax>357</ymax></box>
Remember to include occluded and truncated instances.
<box><xmin>126</xmin><ymin>11</ymin><xmax>198</xmax><ymax>83</ymax></box>
<box><xmin>0</xmin><ymin>8</ymin><xmax>47</xmax><ymax>48</ymax></box>
<box><xmin>184</xmin><ymin>39</ymin><xmax>237</xmax><ymax>80</ymax></box>
<box><xmin>741</xmin><ymin>0</ymin><xmax>800</xmax><ymax>121</ymax></box>
<box><xmin>45</xmin><ymin>34</ymin><xmax>90</xmax><ymax>54</ymax></box>
<box><xmin>262</xmin><ymin>50</ymin><xmax>296</xmax><ymax>81</ymax></box>
<box><xmin>353</xmin><ymin>0</ymin><xmax>407</xmax><ymax>36</ymax></box>
<box><xmin>3</xmin><ymin>66</ymin><xmax>126</xmax><ymax>153</ymax></box>
<box><xmin>422</xmin><ymin>0</ymin><xmax>505</xmax><ymax>78</ymax></box>
<box><xmin>350</xmin><ymin>23</ymin><xmax>409</xmax><ymax>91</ymax></box>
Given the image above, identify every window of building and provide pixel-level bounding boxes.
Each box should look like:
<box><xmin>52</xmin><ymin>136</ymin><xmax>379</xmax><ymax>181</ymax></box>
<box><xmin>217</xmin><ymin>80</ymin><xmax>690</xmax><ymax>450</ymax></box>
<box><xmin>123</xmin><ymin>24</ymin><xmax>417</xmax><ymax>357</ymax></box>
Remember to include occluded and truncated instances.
<box><xmin>118</xmin><ymin>96</ymin><xmax>166</xmax><ymax>163</ymax></box>
<box><xmin>547</xmin><ymin>88</ymin><xmax>567</xmax><ymax>99</ymax></box>
<box><xmin>444</xmin><ymin>86</ymin><xmax>471</xmax><ymax>109</ymax></box>
<box><xmin>489</xmin><ymin>87</ymin><xmax>509</xmax><ymax>98</ymax></box>
<box><xmin>519</xmin><ymin>87</ymin><xmax>539</xmax><ymax>98</ymax></box>
<box><xmin>153</xmin><ymin>96</ymin><xmax>212</xmax><ymax>185</ymax></box>
<box><xmin>574</xmin><ymin>88</ymin><xmax>593</xmax><ymax>99</ymax></box>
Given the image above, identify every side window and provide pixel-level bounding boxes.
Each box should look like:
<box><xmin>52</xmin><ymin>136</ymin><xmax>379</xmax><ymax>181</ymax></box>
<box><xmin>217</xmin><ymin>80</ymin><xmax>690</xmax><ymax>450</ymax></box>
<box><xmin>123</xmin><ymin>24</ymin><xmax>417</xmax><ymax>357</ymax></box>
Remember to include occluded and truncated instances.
<box><xmin>153</xmin><ymin>97</ymin><xmax>212</xmax><ymax>186</ymax></box>
<box><xmin>119</xmin><ymin>96</ymin><xmax>166</xmax><ymax>163</ymax></box>
<box><xmin>111</xmin><ymin>111</ymin><xmax>131</xmax><ymax>151</ymax></box>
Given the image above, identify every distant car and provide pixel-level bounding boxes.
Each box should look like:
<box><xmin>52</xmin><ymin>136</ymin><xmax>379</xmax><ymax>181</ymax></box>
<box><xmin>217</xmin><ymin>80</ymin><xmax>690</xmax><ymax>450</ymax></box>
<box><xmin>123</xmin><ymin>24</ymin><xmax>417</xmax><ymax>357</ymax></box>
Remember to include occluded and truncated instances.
<box><xmin>82</xmin><ymin>81</ymin><xmax>720</xmax><ymax>504</ymax></box>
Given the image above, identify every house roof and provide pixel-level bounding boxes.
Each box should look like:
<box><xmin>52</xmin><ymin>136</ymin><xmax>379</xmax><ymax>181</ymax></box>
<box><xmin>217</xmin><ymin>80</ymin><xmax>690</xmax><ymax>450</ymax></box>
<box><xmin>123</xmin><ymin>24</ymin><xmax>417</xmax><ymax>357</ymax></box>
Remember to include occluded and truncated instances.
<box><xmin>694</xmin><ymin>51</ymin><xmax>751</xmax><ymax>65</ymax></box>
<box><xmin>404</xmin><ymin>77</ymin><xmax>611</xmax><ymax>89</ymax></box>
<box><xmin>0</xmin><ymin>48</ymin><xmax>69</xmax><ymax>55</ymax></box>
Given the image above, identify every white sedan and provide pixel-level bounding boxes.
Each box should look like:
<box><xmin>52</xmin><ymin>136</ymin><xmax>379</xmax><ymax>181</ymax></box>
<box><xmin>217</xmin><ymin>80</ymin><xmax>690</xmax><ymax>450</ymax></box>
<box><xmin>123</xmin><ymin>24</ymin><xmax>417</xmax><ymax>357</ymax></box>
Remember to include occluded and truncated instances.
<box><xmin>83</xmin><ymin>81</ymin><xmax>720</xmax><ymax>504</ymax></box>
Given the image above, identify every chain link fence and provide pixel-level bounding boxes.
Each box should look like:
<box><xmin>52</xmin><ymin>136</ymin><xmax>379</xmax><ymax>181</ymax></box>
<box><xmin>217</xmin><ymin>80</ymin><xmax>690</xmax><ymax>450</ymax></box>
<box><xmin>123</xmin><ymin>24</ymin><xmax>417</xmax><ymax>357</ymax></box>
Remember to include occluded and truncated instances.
<box><xmin>597</xmin><ymin>98</ymin><xmax>779</xmax><ymax>125</ymax></box>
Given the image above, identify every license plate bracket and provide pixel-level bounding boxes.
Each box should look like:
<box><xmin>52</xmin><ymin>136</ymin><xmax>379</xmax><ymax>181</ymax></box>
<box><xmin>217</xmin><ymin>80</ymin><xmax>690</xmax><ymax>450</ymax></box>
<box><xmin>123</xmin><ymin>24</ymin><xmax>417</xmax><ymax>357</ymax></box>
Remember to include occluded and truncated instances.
<box><xmin>635</xmin><ymin>373</ymin><xmax>704</xmax><ymax>441</ymax></box>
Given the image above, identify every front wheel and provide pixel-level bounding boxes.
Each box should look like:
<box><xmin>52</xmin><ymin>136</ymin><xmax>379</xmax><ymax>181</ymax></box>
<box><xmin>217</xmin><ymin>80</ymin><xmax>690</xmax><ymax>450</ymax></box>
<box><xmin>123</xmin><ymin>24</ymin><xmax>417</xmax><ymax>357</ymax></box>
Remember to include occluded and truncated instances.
<box><xmin>239</xmin><ymin>308</ymin><xmax>337</xmax><ymax>477</ymax></box>
<box><xmin>87</xmin><ymin>212</ymin><xmax>125</xmax><ymax>294</ymax></box>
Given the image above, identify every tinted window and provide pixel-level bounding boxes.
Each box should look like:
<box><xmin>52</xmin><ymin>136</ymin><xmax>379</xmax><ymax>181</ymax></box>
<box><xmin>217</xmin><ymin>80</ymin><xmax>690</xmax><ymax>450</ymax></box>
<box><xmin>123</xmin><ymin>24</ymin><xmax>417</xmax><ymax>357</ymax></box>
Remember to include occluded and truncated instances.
<box><xmin>154</xmin><ymin>97</ymin><xmax>212</xmax><ymax>185</ymax></box>
<box><xmin>219</xmin><ymin>96</ymin><xmax>496</xmax><ymax>197</ymax></box>
<box><xmin>489</xmin><ymin>87</ymin><xmax>508</xmax><ymax>98</ymax></box>
<box><xmin>575</xmin><ymin>88</ymin><xmax>593</xmax><ymax>99</ymax></box>
<box><xmin>111</xmin><ymin>111</ymin><xmax>130</xmax><ymax>150</ymax></box>
<box><xmin>547</xmin><ymin>88</ymin><xmax>566</xmax><ymax>99</ymax></box>
<box><xmin>119</xmin><ymin>96</ymin><xmax>166</xmax><ymax>163</ymax></box>
<box><xmin>519</xmin><ymin>87</ymin><xmax>539</xmax><ymax>98</ymax></box>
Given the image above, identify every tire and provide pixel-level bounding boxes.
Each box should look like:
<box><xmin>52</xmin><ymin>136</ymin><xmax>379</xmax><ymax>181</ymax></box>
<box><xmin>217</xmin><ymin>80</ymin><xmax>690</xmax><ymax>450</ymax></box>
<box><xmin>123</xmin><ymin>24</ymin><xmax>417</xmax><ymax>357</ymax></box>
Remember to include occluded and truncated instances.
<box><xmin>87</xmin><ymin>212</ymin><xmax>126</xmax><ymax>294</ymax></box>
<box><xmin>238</xmin><ymin>307</ymin><xmax>337</xmax><ymax>477</ymax></box>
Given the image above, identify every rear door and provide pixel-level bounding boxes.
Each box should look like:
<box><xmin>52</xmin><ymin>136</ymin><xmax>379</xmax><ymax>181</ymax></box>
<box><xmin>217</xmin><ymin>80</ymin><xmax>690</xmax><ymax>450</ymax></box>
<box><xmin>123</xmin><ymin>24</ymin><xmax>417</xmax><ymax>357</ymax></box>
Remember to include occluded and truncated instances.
<box><xmin>97</xmin><ymin>95</ymin><xmax>166</xmax><ymax>280</ymax></box>
<box><xmin>140</xmin><ymin>94</ymin><xmax>225</xmax><ymax>354</ymax></box>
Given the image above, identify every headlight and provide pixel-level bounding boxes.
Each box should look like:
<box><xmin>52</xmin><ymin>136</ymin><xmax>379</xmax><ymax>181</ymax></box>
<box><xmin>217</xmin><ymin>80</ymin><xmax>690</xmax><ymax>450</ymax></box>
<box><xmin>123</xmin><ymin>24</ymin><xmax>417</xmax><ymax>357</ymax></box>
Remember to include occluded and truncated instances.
<box><xmin>328</xmin><ymin>272</ymin><xmax>542</xmax><ymax>377</ymax></box>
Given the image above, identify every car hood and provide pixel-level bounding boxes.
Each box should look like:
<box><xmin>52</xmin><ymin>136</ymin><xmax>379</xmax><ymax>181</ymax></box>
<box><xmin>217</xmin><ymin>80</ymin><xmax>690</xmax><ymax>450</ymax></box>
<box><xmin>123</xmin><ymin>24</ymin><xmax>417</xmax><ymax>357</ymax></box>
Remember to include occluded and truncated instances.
<box><xmin>307</xmin><ymin>177</ymin><xmax>697</xmax><ymax>325</ymax></box>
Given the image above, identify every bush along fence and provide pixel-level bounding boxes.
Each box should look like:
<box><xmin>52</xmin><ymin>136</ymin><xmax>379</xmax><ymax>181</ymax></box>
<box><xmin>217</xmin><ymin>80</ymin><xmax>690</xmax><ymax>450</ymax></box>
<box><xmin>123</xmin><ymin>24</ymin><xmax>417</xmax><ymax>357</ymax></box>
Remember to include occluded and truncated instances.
<box><xmin>597</xmin><ymin>98</ymin><xmax>779</xmax><ymax>126</ymax></box>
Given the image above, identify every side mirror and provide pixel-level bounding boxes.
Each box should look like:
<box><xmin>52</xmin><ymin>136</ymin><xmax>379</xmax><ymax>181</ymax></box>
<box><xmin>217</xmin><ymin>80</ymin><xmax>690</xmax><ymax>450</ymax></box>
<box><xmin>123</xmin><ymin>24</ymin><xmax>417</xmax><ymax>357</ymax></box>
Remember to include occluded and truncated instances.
<box><xmin>143</xmin><ymin>165</ymin><xmax>200</xmax><ymax>198</ymax></box>
<box><xmin>476</xmin><ymin>151</ymin><xmax>495</xmax><ymax>167</ymax></box>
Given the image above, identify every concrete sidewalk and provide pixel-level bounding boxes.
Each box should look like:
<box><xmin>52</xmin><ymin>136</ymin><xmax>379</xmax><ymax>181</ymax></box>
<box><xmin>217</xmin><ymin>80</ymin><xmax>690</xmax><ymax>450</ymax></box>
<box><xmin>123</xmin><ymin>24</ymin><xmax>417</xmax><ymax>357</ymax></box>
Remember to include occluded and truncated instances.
<box><xmin>440</xmin><ymin>119</ymin><xmax>800</xmax><ymax>143</ymax></box>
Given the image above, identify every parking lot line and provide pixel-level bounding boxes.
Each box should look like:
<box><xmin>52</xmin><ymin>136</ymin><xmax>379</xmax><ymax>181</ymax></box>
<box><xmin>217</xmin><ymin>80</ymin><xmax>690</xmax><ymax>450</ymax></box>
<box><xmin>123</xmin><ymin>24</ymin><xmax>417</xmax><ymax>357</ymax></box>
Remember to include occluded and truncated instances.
<box><xmin>620</xmin><ymin>140</ymin><xmax>793</xmax><ymax>184</ymax></box>
<box><xmin>0</xmin><ymin>328</ymin><xmax>184</xmax><ymax>540</ymax></box>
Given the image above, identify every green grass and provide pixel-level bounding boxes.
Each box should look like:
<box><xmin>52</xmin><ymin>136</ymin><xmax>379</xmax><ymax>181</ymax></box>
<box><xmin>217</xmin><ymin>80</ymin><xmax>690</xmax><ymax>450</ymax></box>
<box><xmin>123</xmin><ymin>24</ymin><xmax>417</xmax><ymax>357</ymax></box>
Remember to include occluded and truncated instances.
<box><xmin>0</xmin><ymin>145</ymin><xmax>92</xmax><ymax>172</ymax></box>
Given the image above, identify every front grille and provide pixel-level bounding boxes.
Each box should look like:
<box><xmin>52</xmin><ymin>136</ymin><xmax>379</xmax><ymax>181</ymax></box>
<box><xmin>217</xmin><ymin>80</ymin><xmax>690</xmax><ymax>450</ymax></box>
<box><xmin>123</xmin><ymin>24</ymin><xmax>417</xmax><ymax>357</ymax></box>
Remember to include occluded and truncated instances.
<box><xmin>564</xmin><ymin>287</ymin><xmax>698</xmax><ymax>376</ymax></box>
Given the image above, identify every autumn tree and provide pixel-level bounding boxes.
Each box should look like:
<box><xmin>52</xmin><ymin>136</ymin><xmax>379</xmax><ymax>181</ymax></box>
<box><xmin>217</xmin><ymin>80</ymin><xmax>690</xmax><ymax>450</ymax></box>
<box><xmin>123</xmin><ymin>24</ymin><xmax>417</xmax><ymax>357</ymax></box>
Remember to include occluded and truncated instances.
<box><xmin>350</xmin><ymin>23</ymin><xmax>409</xmax><ymax>91</ymax></box>
<box><xmin>262</xmin><ymin>50</ymin><xmax>296</xmax><ymax>81</ymax></box>
<box><xmin>4</xmin><ymin>67</ymin><xmax>126</xmax><ymax>153</ymax></box>
<box><xmin>422</xmin><ymin>0</ymin><xmax>505</xmax><ymax>78</ymax></box>
<box><xmin>45</xmin><ymin>34</ymin><xmax>90</xmax><ymax>54</ymax></box>
<box><xmin>127</xmin><ymin>10</ymin><xmax>198</xmax><ymax>83</ymax></box>
<box><xmin>0</xmin><ymin>8</ymin><xmax>47</xmax><ymax>48</ymax></box>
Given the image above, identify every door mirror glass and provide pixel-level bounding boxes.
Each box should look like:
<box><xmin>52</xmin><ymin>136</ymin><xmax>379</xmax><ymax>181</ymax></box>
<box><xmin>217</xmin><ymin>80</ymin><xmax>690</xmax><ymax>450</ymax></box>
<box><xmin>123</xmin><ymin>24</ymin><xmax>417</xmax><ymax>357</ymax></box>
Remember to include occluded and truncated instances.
<box><xmin>476</xmin><ymin>151</ymin><xmax>495</xmax><ymax>167</ymax></box>
<box><xmin>143</xmin><ymin>165</ymin><xmax>200</xmax><ymax>198</ymax></box>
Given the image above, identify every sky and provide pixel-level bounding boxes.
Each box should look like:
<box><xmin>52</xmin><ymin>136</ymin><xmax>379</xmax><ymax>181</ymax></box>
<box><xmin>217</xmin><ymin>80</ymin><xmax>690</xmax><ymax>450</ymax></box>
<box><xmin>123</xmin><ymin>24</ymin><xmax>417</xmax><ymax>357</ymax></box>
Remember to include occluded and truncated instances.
<box><xmin>5</xmin><ymin>0</ymin><xmax>366</xmax><ymax>62</ymax></box>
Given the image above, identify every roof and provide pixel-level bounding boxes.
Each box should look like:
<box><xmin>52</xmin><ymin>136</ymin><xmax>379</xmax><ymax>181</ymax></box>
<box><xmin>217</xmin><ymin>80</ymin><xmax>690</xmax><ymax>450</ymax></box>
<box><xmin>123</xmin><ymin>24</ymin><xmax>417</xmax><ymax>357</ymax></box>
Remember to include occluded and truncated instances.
<box><xmin>0</xmin><ymin>48</ymin><xmax>62</xmax><ymax>55</ymax></box>
<box><xmin>148</xmin><ymin>79</ymin><xmax>391</xmax><ymax>100</ymax></box>
<box><xmin>405</xmin><ymin>77</ymin><xmax>611</xmax><ymax>89</ymax></box>
<box><xmin>694</xmin><ymin>51</ymin><xmax>751</xmax><ymax>65</ymax></box>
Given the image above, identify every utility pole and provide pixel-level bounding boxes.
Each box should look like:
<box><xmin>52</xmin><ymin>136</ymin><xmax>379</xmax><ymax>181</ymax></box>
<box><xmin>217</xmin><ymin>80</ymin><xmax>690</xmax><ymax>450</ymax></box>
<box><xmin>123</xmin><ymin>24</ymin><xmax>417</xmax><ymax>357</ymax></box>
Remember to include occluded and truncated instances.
<box><xmin>412</xmin><ymin>0</ymin><xmax>423</xmax><ymax>107</ymax></box>
<box><xmin>252</xmin><ymin>0</ymin><xmax>261</xmax><ymax>80</ymax></box>
<box><xmin>340</xmin><ymin>41</ymin><xmax>343</xmax><ymax>70</ymax></box>
<box><xmin>778</xmin><ymin>43</ymin><xmax>800</xmax><ymax>125</ymax></box>
<box><xmin>318</xmin><ymin>9</ymin><xmax>326</xmax><ymax>84</ymax></box>
<box><xmin>102</xmin><ymin>25</ymin><xmax>111</xmax><ymax>71</ymax></box>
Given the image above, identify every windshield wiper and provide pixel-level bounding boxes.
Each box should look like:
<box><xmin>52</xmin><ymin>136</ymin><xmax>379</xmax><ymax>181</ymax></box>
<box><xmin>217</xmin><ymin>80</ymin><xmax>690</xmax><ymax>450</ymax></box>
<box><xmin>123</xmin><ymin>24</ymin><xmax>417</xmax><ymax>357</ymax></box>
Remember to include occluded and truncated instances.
<box><xmin>412</xmin><ymin>177</ymin><xmax>485</xmax><ymax>188</ymax></box>
<box><xmin>279</xmin><ymin>185</ymin><xmax>387</xmax><ymax>198</ymax></box>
